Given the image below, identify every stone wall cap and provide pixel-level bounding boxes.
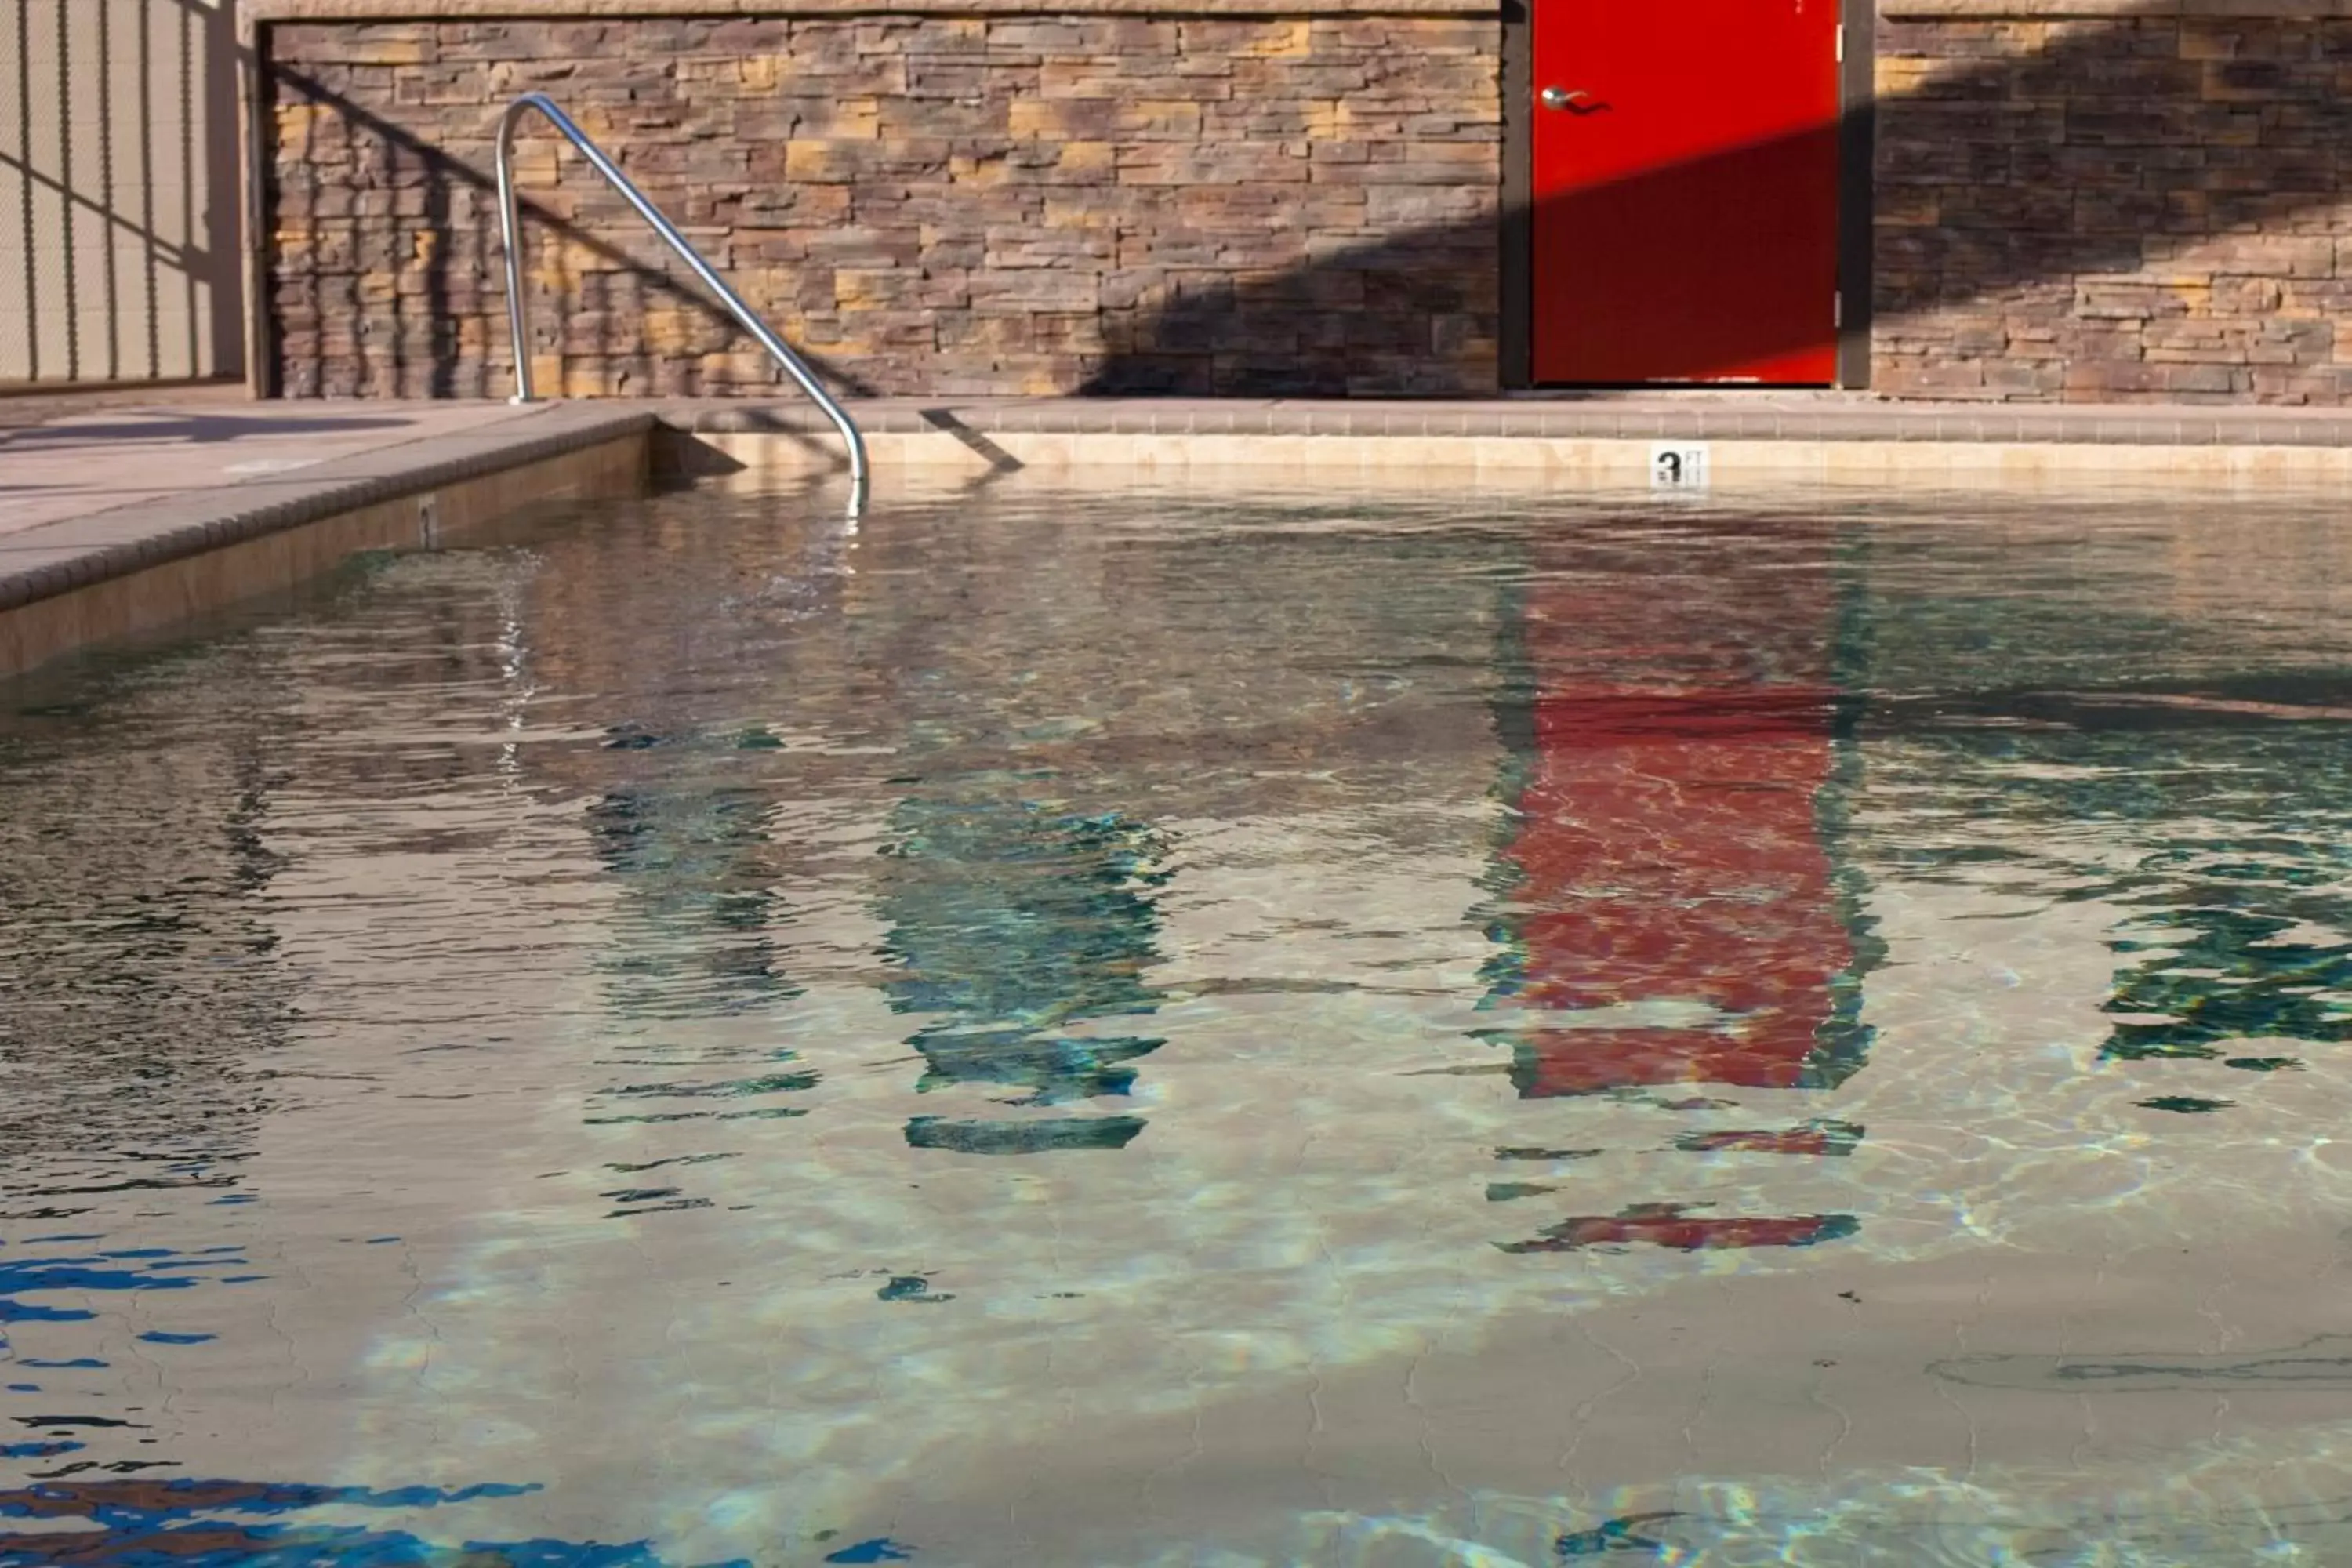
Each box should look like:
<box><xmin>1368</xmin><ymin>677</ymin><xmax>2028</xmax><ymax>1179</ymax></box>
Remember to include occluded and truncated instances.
<box><xmin>250</xmin><ymin>0</ymin><xmax>1500</xmax><ymax>20</ymax></box>
<box><xmin>248</xmin><ymin>0</ymin><xmax>2352</xmax><ymax>32</ymax></box>
<box><xmin>1882</xmin><ymin>0</ymin><xmax>2352</xmax><ymax>17</ymax></box>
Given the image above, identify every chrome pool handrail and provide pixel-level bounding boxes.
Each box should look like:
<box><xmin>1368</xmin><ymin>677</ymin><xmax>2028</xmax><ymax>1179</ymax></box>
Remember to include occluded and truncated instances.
<box><xmin>492</xmin><ymin>91</ymin><xmax>869</xmax><ymax>506</ymax></box>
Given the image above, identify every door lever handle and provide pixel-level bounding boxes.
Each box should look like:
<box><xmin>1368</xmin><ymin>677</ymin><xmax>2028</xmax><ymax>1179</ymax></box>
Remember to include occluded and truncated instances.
<box><xmin>1540</xmin><ymin>86</ymin><xmax>1599</xmax><ymax>111</ymax></box>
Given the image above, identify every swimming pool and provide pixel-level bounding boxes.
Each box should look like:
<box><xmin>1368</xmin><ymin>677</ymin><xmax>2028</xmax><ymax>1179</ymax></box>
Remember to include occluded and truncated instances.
<box><xmin>7</xmin><ymin>480</ymin><xmax>2352</xmax><ymax>1565</ymax></box>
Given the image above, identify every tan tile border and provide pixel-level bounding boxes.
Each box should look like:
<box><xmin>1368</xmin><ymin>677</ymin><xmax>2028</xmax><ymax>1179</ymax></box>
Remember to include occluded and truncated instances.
<box><xmin>0</xmin><ymin>402</ymin><xmax>653</xmax><ymax>617</ymax></box>
<box><xmin>670</xmin><ymin>397</ymin><xmax>2352</xmax><ymax>449</ymax></box>
<box><xmin>683</xmin><ymin>426</ymin><xmax>2352</xmax><ymax>489</ymax></box>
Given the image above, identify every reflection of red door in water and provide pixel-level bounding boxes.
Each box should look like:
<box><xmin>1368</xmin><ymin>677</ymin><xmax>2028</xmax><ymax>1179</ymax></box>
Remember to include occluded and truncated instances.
<box><xmin>1501</xmin><ymin>544</ymin><xmax>1853</xmax><ymax>1098</ymax></box>
<box><xmin>1530</xmin><ymin>0</ymin><xmax>1841</xmax><ymax>383</ymax></box>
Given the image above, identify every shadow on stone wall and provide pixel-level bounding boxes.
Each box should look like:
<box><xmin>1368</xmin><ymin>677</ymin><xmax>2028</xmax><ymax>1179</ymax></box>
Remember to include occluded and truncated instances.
<box><xmin>268</xmin><ymin>65</ymin><xmax>892</xmax><ymax>399</ymax></box>
<box><xmin>1867</xmin><ymin>11</ymin><xmax>2352</xmax><ymax>401</ymax></box>
<box><xmin>1080</xmin><ymin>218</ymin><xmax>1496</xmax><ymax>395</ymax></box>
<box><xmin>1088</xmin><ymin>8</ymin><xmax>2352</xmax><ymax>400</ymax></box>
<box><xmin>268</xmin><ymin>5</ymin><xmax>2352</xmax><ymax>403</ymax></box>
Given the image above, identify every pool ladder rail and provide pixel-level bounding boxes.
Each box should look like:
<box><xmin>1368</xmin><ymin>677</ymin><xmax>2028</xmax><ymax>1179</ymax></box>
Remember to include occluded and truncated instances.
<box><xmin>492</xmin><ymin>91</ymin><xmax>869</xmax><ymax>512</ymax></box>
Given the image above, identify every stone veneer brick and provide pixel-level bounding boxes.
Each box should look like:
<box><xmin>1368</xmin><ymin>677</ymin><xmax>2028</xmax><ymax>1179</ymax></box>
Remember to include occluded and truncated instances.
<box><xmin>268</xmin><ymin>8</ymin><xmax>2352</xmax><ymax>404</ymax></box>
<box><xmin>264</xmin><ymin>16</ymin><xmax>1501</xmax><ymax>397</ymax></box>
<box><xmin>1875</xmin><ymin>14</ymin><xmax>2352</xmax><ymax>403</ymax></box>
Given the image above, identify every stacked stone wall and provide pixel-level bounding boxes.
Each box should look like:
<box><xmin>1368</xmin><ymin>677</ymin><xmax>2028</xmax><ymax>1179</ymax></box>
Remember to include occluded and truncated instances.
<box><xmin>264</xmin><ymin>3</ymin><xmax>2352</xmax><ymax>404</ymax></box>
<box><xmin>1875</xmin><ymin>10</ymin><xmax>2352</xmax><ymax>403</ymax></box>
<box><xmin>264</xmin><ymin>16</ymin><xmax>1501</xmax><ymax>397</ymax></box>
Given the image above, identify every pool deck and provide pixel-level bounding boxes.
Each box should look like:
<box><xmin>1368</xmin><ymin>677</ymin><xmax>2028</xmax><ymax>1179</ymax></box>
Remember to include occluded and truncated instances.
<box><xmin>0</xmin><ymin>395</ymin><xmax>651</xmax><ymax>598</ymax></box>
<box><xmin>13</xmin><ymin>387</ymin><xmax>2352</xmax><ymax>680</ymax></box>
<box><xmin>2</xmin><ymin>397</ymin><xmax>537</xmax><ymax>540</ymax></box>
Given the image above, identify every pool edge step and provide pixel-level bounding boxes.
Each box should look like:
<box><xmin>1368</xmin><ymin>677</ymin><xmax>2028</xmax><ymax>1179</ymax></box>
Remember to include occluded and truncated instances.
<box><xmin>0</xmin><ymin>405</ymin><xmax>656</xmax><ymax>684</ymax></box>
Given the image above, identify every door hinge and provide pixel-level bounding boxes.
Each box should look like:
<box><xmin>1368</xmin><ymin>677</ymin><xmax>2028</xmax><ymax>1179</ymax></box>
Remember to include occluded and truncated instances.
<box><xmin>1834</xmin><ymin>291</ymin><xmax>1844</xmax><ymax>329</ymax></box>
<box><xmin>1835</xmin><ymin>24</ymin><xmax>1845</xmax><ymax>61</ymax></box>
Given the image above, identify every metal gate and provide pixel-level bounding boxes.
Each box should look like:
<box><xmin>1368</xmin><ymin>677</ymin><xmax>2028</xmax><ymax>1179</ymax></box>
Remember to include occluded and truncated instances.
<box><xmin>0</xmin><ymin>0</ymin><xmax>241</xmax><ymax>386</ymax></box>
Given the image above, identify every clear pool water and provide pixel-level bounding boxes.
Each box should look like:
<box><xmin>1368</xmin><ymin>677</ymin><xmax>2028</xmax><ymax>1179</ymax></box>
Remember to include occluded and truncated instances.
<box><xmin>9</xmin><ymin>481</ymin><xmax>2352</xmax><ymax>1565</ymax></box>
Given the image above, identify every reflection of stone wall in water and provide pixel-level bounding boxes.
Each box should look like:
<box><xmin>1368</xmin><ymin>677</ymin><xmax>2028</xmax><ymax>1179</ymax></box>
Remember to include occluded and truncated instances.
<box><xmin>576</xmin><ymin>727</ymin><xmax>829</xmax><ymax>1174</ymax></box>
<box><xmin>0</xmin><ymin>667</ymin><xmax>296</xmax><ymax>1179</ymax></box>
<box><xmin>1850</xmin><ymin>528</ymin><xmax>2352</xmax><ymax>1101</ymax></box>
<box><xmin>1880</xmin><ymin>703</ymin><xmax>2352</xmax><ymax>1085</ymax></box>
<box><xmin>2106</xmin><ymin>906</ymin><xmax>2352</xmax><ymax>1067</ymax></box>
<box><xmin>1476</xmin><ymin>521</ymin><xmax>1878</xmax><ymax>1250</ymax></box>
<box><xmin>585</xmin><ymin>753</ymin><xmax>794</xmax><ymax>1024</ymax></box>
<box><xmin>507</xmin><ymin>504</ymin><xmax>867</xmax><ymax>1152</ymax></box>
<box><xmin>877</xmin><ymin>791</ymin><xmax>1171</xmax><ymax>1155</ymax></box>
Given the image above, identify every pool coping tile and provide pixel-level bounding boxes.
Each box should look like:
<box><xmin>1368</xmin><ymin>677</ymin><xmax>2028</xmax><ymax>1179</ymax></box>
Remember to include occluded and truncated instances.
<box><xmin>674</xmin><ymin>395</ymin><xmax>2352</xmax><ymax>449</ymax></box>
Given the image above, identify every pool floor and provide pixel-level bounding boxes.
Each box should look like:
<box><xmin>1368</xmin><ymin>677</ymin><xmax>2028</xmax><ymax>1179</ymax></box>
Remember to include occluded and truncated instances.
<box><xmin>7</xmin><ymin>482</ymin><xmax>2352</xmax><ymax>1564</ymax></box>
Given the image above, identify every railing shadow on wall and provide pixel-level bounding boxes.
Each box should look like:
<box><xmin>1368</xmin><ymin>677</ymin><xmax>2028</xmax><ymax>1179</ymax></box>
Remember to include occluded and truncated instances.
<box><xmin>260</xmin><ymin>0</ymin><xmax>2338</xmax><ymax>401</ymax></box>
<box><xmin>263</xmin><ymin>60</ymin><xmax>880</xmax><ymax>401</ymax></box>
<box><xmin>2</xmin><ymin>0</ymin><xmax>244</xmax><ymax>385</ymax></box>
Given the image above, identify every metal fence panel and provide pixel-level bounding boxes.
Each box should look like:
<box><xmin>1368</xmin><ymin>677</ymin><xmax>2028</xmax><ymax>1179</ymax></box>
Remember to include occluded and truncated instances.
<box><xmin>0</xmin><ymin>0</ymin><xmax>241</xmax><ymax>385</ymax></box>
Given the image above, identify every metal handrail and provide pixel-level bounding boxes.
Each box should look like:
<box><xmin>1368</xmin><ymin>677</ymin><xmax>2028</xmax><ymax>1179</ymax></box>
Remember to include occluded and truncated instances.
<box><xmin>493</xmin><ymin>92</ymin><xmax>869</xmax><ymax>506</ymax></box>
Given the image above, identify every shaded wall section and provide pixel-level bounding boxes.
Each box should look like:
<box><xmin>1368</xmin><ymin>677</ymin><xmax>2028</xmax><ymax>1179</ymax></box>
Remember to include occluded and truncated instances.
<box><xmin>0</xmin><ymin>0</ymin><xmax>244</xmax><ymax>383</ymax></box>
<box><xmin>1874</xmin><ymin>7</ymin><xmax>2352</xmax><ymax>402</ymax></box>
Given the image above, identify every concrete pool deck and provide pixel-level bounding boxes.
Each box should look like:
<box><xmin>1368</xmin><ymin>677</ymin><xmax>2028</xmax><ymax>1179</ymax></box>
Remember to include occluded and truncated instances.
<box><xmin>13</xmin><ymin>389</ymin><xmax>2352</xmax><ymax>681</ymax></box>
<box><xmin>0</xmin><ymin>397</ymin><xmax>548</xmax><ymax>540</ymax></box>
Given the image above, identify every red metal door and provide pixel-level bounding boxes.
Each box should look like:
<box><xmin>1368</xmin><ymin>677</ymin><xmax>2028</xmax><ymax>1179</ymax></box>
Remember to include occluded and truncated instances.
<box><xmin>1530</xmin><ymin>0</ymin><xmax>1842</xmax><ymax>384</ymax></box>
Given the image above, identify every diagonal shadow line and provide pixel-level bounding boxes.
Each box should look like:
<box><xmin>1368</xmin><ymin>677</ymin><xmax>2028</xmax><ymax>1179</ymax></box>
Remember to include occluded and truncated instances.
<box><xmin>1085</xmin><ymin>1</ymin><xmax>2334</xmax><ymax>394</ymax></box>
<box><xmin>918</xmin><ymin>408</ymin><xmax>1025</xmax><ymax>473</ymax></box>
<box><xmin>917</xmin><ymin>407</ymin><xmax>1026</xmax><ymax>495</ymax></box>
<box><xmin>0</xmin><ymin>150</ymin><xmax>205</xmax><ymax>271</ymax></box>
<box><xmin>267</xmin><ymin>62</ymin><xmax>880</xmax><ymax>399</ymax></box>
